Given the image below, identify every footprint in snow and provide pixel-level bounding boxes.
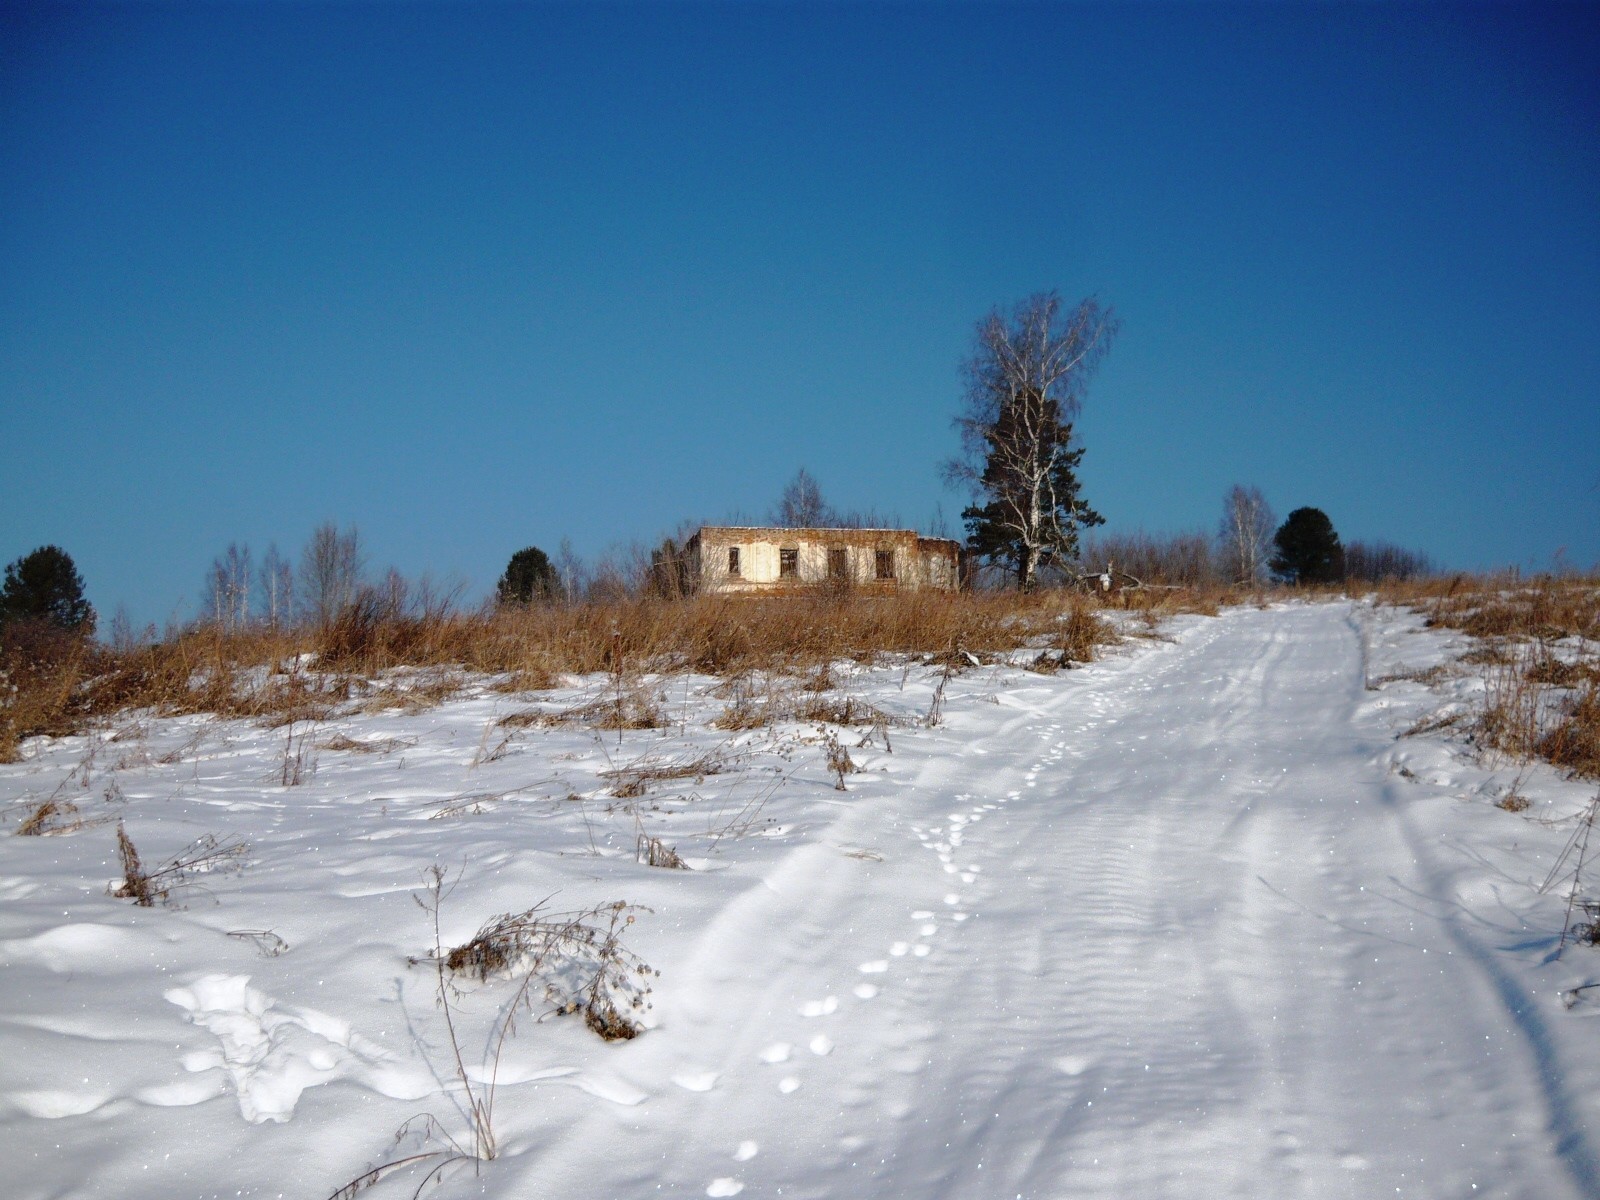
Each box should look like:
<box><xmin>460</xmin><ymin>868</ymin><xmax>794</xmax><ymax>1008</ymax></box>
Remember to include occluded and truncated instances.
<box><xmin>778</xmin><ymin>1077</ymin><xmax>801</xmax><ymax>1094</ymax></box>
<box><xmin>759</xmin><ymin>1043</ymin><xmax>792</xmax><ymax>1064</ymax></box>
<box><xmin>734</xmin><ymin>1141</ymin><xmax>759</xmax><ymax>1162</ymax></box>
<box><xmin>163</xmin><ymin>974</ymin><xmax>428</xmax><ymax>1124</ymax></box>
<box><xmin>859</xmin><ymin>960</ymin><xmax>889</xmax><ymax>974</ymax></box>
<box><xmin>706</xmin><ymin>1179</ymin><xmax>744</xmax><ymax>1196</ymax></box>
<box><xmin>852</xmin><ymin>984</ymin><xmax>879</xmax><ymax>1000</ymax></box>
<box><xmin>889</xmin><ymin>942</ymin><xmax>909</xmax><ymax>956</ymax></box>
<box><xmin>799</xmin><ymin>997</ymin><xmax>838</xmax><ymax>1017</ymax></box>
<box><xmin>809</xmin><ymin>1035</ymin><xmax>833</xmax><ymax>1056</ymax></box>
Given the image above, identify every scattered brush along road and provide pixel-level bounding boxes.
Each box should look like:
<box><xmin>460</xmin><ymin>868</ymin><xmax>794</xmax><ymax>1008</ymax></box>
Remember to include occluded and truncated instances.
<box><xmin>3</xmin><ymin>602</ymin><xmax>1598</xmax><ymax>1199</ymax></box>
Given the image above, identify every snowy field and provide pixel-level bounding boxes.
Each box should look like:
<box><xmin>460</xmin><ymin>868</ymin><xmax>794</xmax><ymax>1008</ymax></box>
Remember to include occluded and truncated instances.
<box><xmin>3</xmin><ymin>600</ymin><xmax>1598</xmax><ymax>1199</ymax></box>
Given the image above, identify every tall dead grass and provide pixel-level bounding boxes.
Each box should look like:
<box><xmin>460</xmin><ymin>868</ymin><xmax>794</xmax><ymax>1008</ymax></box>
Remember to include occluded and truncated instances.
<box><xmin>1376</xmin><ymin>572</ymin><xmax>1600</xmax><ymax>779</ymax></box>
<box><xmin>2</xmin><ymin>591</ymin><xmax>1120</xmax><ymax>751</ymax></box>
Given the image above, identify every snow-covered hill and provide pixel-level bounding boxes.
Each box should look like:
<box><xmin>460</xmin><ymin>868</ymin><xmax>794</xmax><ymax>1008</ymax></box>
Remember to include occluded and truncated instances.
<box><xmin>3</xmin><ymin>601</ymin><xmax>1597</xmax><ymax>1199</ymax></box>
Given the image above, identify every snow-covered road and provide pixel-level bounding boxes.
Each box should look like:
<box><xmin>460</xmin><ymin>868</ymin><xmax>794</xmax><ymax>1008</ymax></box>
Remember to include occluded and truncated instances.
<box><xmin>530</xmin><ymin>603</ymin><xmax>1597</xmax><ymax>1199</ymax></box>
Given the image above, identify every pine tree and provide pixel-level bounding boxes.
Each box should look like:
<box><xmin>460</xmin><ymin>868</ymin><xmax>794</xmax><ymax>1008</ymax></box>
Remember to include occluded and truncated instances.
<box><xmin>0</xmin><ymin>546</ymin><xmax>96</xmax><ymax>633</ymax></box>
<box><xmin>1269</xmin><ymin>508</ymin><xmax>1345</xmax><ymax>584</ymax></box>
<box><xmin>947</xmin><ymin>293</ymin><xmax>1114</xmax><ymax>589</ymax></box>
<box><xmin>497</xmin><ymin>546</ymin><xmax>559</xmax><ymax>605</ymax></box>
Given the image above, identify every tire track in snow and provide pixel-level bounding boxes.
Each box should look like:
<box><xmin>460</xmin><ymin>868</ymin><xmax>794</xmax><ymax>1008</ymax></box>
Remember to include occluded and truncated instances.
<box><xmin>521</xmin><ymin>604</ymin><xmax>1597</xmax><ymax>1199</ymax></box>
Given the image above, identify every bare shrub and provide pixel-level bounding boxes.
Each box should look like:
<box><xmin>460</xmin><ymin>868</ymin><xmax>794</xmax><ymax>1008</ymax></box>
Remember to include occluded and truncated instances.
<box><xmin>438</xmin><ymin>896</ymin><xmax>656</xmax><ymax>1039</ymax></box>
<box><xmin>331</xmin><ymin>871</ymin><xmax>658</xmax><ymax>1197</ymax></box>
<box><xmin>1080</xmin><ymin>529</ymin><xmax>1220</xmax><ymax>587</ymax></box>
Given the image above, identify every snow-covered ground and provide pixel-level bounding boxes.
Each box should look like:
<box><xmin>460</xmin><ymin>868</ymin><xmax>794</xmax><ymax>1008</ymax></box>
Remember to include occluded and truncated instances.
<box><xmin>3</xmin><ymin>600</ymin><xmax>1598</xmax><ymax>1199</ymax></box>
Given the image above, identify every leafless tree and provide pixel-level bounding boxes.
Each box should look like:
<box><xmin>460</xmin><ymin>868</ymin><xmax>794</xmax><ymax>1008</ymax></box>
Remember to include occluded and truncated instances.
<box><xmin>946</xmin><ymin>292</ymin><xmax>1116</xmax><ymax>590</ymax></box>
<box><xmin>1217</xmin><ymin>485</ymin><xmax>1276</xmax><ymax>585</ymax></box>
<box><xmin>257</xmin><ymin>543</ymin><xmax>294</xmax><ymax>628</ymax></box>
<box><xmin>1344</xmin><ymin>540</ymin><xmax>1433</xmax><ymax>582</ymax></box>
<box><xmin>771</xmin><ymin>468</ymin><xmax>834</xmax><ymax>528</ymax></box>
<box><xmin>205</xmin><ymin>543</ymin><xmax>253</xmax><ymax>632</ymax></box>
<box><xmin>1082</xmin><ymin>530</ymin><xmax>1219</xmax><ymax>586</ymax></box>
<box><xmin>297</xmin><ymin>522</ymin><xmax>364</xmax><ymax>629</ymax></box>
<box><xmin>379</xmin><ymin>566</ymin><xmax>410</xmax><ymax>618</ymax></box>
<box><xmin>555</xmin><ymin>538</ymin><xmax>587</xmax><ymax>605</ymax></box>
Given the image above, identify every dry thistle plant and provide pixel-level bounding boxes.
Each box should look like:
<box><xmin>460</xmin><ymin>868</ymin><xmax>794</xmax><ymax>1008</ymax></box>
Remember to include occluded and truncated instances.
<box><xmin>110</xmin><ymin>822</ymin><xmax>249</xmax><ymax>907</ymax></box>
<box><xmin>820</xmin><ymin>728</ymin><xmax>856</xmax><ymax>791</ymax></box>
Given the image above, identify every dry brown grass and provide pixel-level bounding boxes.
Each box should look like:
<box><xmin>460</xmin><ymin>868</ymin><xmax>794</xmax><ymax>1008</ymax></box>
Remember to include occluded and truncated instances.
<box><xmin>636</xmin><ymin>835</ymin><xmax>687</xmax><ymax>869</ymax></box>
<box><xmin>1374</xmin><ymin>572</ymin><xmax>1600</xmax><ymax>780</ymax></box>
<box><xmin>600</xmin><ymin>751</ymin><xmax>723</xmax><ymax>798</ymax></box>
<box><xmin>1376</xmin><ymin>572</ymin><xmax>1600</xmax><ymax>642</ymax></box>
<box><xmin>16</xmin><ymin>795</ymin><xmax>87</xmax><ymax>836</ymax></box>
<box><xmin>2</xmin><ymin>590</ymin><xmax>1131</xmax><ymax>751</ymax></box>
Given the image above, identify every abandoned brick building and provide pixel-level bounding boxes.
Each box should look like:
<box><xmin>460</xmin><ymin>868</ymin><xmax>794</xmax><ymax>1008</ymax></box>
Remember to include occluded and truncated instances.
<box><xmin>685</xmin><ymin>526</ymin><xmax>962</xmax><ymax>595</ymax></box>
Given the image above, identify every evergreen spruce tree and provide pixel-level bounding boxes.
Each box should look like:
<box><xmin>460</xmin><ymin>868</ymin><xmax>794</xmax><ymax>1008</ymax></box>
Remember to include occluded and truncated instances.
<box><xmin>947</xmin><ymin>293</ymin><xmax>1114</xmax><ymax>589</ymax></box>
<box><xmin>0</xmin><ymin>546</ymin><xmax>96</xmax><ymax>633</ymax></box>
<box><xmin>1269</xmin><ymin>508</ymin><xmax>1345</xmax><ymax>584</ymax></box>
<box><xmin>497</xmin><ymin>546</ymin><xmax>559</xmax><ymax>605</ymax></box>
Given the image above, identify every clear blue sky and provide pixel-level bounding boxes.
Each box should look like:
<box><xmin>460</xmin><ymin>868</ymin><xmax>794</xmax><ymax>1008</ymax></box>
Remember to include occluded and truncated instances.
<box><xmin>3</xmin><ymin>2</ymin><xmax>1597</xmax><ymax>626</ymax></box>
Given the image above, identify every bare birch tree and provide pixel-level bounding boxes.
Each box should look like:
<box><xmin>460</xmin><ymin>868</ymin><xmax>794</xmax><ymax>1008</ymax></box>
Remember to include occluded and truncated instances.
<box><xmin>771</xmin><ymin>468</ymin><xmax>834</xmax><ymax>528</ymax></box>
<box><xmin>205</xmin><ymin>543</ymin><xmax>252</xmax><ymax>632</ymax></box>
<box><xmin>1217</xmin><ymin>485</ymin><xmax>1276</xmax><ymax>585</ymax></box>
<box><xmin>257</xmin><ymin>543</ymin><xmax>293</xmax><ymax>628</ymax></box>
<box><xmin>297</xmin><ymin>523</ymin><xmax>364</xmax><ymax>629</ymax></box>
<box><xmin>946</xmin><ymin>292</ymin><xmax>1115</xmax><ymax>590</ymax></box>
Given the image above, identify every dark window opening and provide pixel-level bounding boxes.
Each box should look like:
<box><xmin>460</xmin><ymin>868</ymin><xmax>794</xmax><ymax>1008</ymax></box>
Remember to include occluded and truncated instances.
<box><xmin>828</xmin><ymin>547</ymin><xmax>847</xmax><ymax>579</ymax></box>
<box><xmin>728</xmin><ymin>547</ymin><xmax>741</xmax><ymax>576</ymax></box>
<box><xmin>875</xmin><ymin>550</ymin><xmax>895</xmax><ymax>580</ymax></box>
<box><xmin>780</xmin><ymin>548</ymin><xmax>799</xmax><ymax>579</ymax></box>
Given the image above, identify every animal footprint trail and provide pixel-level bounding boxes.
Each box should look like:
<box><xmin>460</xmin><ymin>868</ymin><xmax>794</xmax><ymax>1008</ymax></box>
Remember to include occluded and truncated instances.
<box><xmin>162</xmin><ymin>974</ymin><xmax>427</xmax><ymax>1124</ymax></box>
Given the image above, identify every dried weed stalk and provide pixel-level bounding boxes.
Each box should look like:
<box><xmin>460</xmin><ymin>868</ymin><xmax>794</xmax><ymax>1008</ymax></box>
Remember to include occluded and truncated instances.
<box><xmin>331</xmin><ymin>870</ymin><xmax>657</xmax><ymax>1199</ymax></box>
<box><xmin>637</xmin><ymin>834</ymin><xmax>688</xmax><ymax>869</ymax></box>
<box><xmin>1539</xmin><ymin>791</ymin><xmax>1600</xmax><ymax>958</ymax></box>
<box><xmin>600</xmin><ymin>751</ymin><xmax>723</xmax><ymax>798</ymax></box>
<box><xmin>111</xmin><ymin>821</ymin><xmax>248</xmax><ymax>907</ymax></box>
